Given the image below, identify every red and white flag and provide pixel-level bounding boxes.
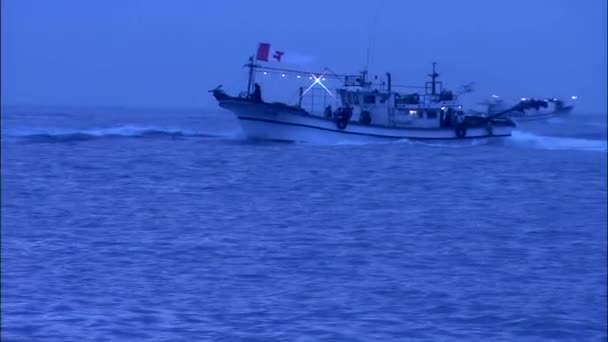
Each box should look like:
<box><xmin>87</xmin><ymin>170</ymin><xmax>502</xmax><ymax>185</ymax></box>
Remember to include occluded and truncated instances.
<box><xmin>256</xmin><ymin>42</ymin><xmax>285</xmax><ymax>62</ymax></box>
<box><xmin>255</xmin><ymin>42</ymin><xmax>316</xmax><ymax>68</ymax></box>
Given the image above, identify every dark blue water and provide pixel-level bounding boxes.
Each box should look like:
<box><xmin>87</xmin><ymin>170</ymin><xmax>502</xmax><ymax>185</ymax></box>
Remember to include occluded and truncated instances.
<box><xmin>2</xmin><ymin>104</ymin><xmax>607</xmax><ymax>341</ymax></box>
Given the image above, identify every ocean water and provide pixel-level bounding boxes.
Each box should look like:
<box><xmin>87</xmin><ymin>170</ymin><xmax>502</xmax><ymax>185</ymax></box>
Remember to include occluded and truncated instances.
<box><xmin>1</xmin><ymin>104</ymin><xmax>607</xmax><ymax>341</ymax></box>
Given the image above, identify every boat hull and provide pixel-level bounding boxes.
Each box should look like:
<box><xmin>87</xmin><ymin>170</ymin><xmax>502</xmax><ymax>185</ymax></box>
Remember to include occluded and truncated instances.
<box><xmin>219</xmin><ymin>99</ymin><xmax>514</xmax><ymax>143</ymax></box>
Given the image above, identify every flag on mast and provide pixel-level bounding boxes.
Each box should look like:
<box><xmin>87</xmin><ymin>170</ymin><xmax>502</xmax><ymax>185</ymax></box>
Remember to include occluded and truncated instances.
<box><xmin>272</xmin><ymin>50</ymin><xmax>284</xmax><ymax>62</ymax></box>
<box><xmin>256</xmin><ymin>43</ymin><xmax>271</xmax><ymax>61</ymax></box>
<box><xmin>256</xmin><ymin>42</ymin><xmax>284</xmax><ymax>62</ymax></box>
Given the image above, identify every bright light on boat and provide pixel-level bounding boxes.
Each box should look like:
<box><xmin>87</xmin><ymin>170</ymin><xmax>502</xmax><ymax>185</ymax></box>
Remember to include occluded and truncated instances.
<box><xmin>441</xmin><ymin>106</ymin><xmax>446</xmax><ymax>110</ymax></box>
<box><xmin>491</xmin><ymin>94</ymin><xmax>499</xmax><ymax>98</ymax></box>
<box><xmin>409</xmin><ymin>110</ymin><xmax>417</xmax><ymax>115</ymax></box>
<box><xmin>281</xmin><ymin>74</ymin><xmax>286</xmax><ymax>77</ymax></box>
<box><xmin>322</xmin><ymin>78</ymin><xmax>326</xmax><ymax>81</ymax></box>
<box><xmin>297</xmin><ymin>75</ymin><xmax>301</xmax><ymax>79</ymax></box>
<box><xmin>571</xmin><ymin>95</ymin><xmax>578</xmax><ymax>100</ymax></box>
<box><xmin>263</xmin><ymin>72</ymin><xmax>268</xmax><ymax>75</ymax></box>
<box><xmin>300</xmin><ymin>71</ymin><xmax>334</xmax><ymax>98</ymax></box>
<box><xmin>521</xmin><ymin>97</ymin><xmax>527</xmax><ymax>101</ymax></box>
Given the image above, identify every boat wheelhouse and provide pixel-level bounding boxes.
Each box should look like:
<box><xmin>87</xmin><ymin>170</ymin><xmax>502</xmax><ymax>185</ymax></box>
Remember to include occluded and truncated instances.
<box><xmin>330</xmin><ymin>64</ymin><xmax>467</xmax><ymax>130</ymax></box>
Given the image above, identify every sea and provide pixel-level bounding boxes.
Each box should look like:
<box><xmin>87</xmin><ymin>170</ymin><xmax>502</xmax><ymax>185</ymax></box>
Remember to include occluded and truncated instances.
<box><xmin>1</xmin><ymin>104</ymin><xmax>607</xmax><ymax>341</ymax></box>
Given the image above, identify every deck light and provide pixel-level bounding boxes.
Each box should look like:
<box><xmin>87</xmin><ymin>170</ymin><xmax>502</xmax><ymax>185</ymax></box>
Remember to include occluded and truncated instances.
<box><xmin>301</xmin><ymin>71</ymin><xmax>333</xmax><ymax>98</ymax></box>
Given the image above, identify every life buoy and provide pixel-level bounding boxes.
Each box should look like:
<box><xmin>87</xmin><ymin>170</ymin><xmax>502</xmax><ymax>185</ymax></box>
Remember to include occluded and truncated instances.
<box><xmin>455</xmin><ymin>124</ymin><xmax>467</xmax><ymax>138</ymax></box>
<box><xmin>336</xmin><ymin>117</ymin><xmax>348</xmax><ymax>130</ymax></box>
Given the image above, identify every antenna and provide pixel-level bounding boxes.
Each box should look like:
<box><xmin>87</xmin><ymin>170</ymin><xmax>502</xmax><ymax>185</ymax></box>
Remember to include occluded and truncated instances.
<box><xmin>365</xmin><ymin>25</ymin><xmax>374</xmax><ymax>71</ymax></box>
<box><xmin>365</xmin><ymin>2</ymin><xmax>382</xmax><ymax>72</ymax></box>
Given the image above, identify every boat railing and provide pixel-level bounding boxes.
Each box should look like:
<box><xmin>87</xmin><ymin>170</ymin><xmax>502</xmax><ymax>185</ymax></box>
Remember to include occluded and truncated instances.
<box><xmin>297</xmin><ymin>86</ymin><xmax>336</xmax><ymax>116</ymax></box>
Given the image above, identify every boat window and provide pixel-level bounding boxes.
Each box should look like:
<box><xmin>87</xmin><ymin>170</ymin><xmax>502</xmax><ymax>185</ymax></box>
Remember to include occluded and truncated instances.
<box><xmin>352</xmin><ymin>94</ymin><xmax>360</xmax><ymax>105</ymax></box>
<box><xmin>363</xmin><ymin>95</ymin><xmax>376</xmax><ymax>104</ymax></box>
<box><xmin>426</xmin><ymin>110</ymin><xmax>438</xmax><ymax>119</ymax></box>
<box><xmin>395</xmin><ymin>94</ymin><xmax>420</xmax><ymax>105</ymax></box>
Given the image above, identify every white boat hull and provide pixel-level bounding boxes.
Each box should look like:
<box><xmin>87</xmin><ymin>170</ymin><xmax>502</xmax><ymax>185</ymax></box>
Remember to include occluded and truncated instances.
<box><xmin>510</xmin><ymin>108</ymin><xmax>573</xmax><ymax>123</ymax></box>
<box><xmin>478</xmin><ymin>100</ymin><xmax>574</xmax><ymax>123</ymax></box>
<box><xmin>220</xmin><ymin>100</ymin><xmax>513</xmax><ymax>143</ymax></box>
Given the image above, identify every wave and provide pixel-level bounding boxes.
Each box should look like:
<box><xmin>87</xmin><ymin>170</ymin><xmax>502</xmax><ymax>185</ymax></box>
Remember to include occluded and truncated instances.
<box><xmin>397</xmin><ymin>138</ymin><xmax>491</xmax><ymax>148</ymax></box>
<box><xmin>3</xmin><ymin>126</ymin><xmax>241</xmax><ymax>143</ymax></box>
<box><xmin>509</xmin><ymin>131</ymin><xmax>607</xmax><ymax>152</ymax></box>
<box><xmin>328</xmin><ymin>132</ymin><xmax>606</xmax><ymax>153</ymax></box>
<box><xmin>4</xmin><ymin>125</ymin><xmax>605</xmax><ymax>152</ymax></box>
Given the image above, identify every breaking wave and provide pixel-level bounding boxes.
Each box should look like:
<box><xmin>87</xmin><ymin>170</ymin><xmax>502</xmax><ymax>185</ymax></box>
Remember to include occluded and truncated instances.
<box><xmin>509</xmin><ymin>131</ymin><xmax>607</xmax><ymax>152</ymax></box>
<box><xmin>311</xmin><ymin>132</ymin><xmax>606</xmax><ymax>153</ymax></box>
<box><xmin>3</xmin><ymin>125</ymin><xmax>605</xmax><ymax>153</ymax></box>
<box><xmin>397</xmin><ymin>138</ymin><xmax>491</xmax><ymax>148</ymax></box>
<box><xmin>3</xmin><ymin>126</ymin><xmax>240</xmax><ymax>143</ymax></box>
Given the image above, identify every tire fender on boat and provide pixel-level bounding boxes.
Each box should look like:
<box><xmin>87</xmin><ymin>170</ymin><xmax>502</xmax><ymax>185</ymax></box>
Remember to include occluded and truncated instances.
<box><xmin>455</xmin><ymin>124</ymin><xmax>467</xmax><ymax>138</ymax></box>
<box><xmin>336</xmin><ymin>117</ymin><xmax>348</xmax><ymax>130</ymax></box>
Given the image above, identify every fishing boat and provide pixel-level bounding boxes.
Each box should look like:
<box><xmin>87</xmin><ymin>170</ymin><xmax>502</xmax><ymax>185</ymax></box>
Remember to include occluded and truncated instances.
<box><xmin>210</xmin><ymin>50</ymin><xmax>519</xmax><ymax>143</ymax></box>
<box><xmin>473</xmin><ymin>96</ymin><xmax>576</xmax><ymax>123</ymax></box>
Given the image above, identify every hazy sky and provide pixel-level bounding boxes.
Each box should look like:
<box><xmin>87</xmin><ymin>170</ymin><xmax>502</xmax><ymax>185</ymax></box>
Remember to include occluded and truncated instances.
<box><xmin>2</xmin><ymin>0</ymin><xmax>606</xmax><ymax>112</ymax></box>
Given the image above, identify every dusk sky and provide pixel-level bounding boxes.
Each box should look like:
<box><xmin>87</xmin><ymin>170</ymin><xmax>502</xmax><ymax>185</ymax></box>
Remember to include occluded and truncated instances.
<box><xmin>2</xmin><ymin>0</ymin><xmax>606</xmax><ymax>113</ymax></box>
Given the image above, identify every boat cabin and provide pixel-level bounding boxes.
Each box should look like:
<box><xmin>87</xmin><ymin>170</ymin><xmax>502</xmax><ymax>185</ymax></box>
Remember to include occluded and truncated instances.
<box><xmin>331</xmin><ymin>64</ymin><xmax>465</xmax><ymax>128</ymax></box>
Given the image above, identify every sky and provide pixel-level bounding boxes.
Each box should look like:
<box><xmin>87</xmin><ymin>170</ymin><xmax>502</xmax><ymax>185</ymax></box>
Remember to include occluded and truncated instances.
<box><xmin>1</xmin><ymin>0</ymin><xmax>606</xmax><ymax>113</ymax></box>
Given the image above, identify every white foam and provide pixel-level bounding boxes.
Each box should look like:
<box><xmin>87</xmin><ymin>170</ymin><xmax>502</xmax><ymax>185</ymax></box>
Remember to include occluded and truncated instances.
<box><xmin>509</xmin><ymin>131</ymin><xmax>607</xmax><ymax>152</ymax></box>
<box><xmin>3</xmin><ymin>125</ymin><xmax>243</xmax><ymax>141</ymax></box>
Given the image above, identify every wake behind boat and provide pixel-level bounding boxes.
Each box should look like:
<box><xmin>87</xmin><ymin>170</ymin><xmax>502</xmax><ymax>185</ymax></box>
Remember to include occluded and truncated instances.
<box><xmin>211</xmin><ymin>44</ymin><xmax>520</xmax><ymax>143</ymax></box>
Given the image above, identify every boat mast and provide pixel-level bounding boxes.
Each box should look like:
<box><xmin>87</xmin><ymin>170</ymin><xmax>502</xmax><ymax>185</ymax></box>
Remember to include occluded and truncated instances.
<box><xmin>429</xmin><ymin>62</ymin><xmax>439</xmax><ymax>95</ymax></box>
<box><xmin>246</xmin><ymin>56</ymin><xmax>255</xmax><ymax>97</ymax></box>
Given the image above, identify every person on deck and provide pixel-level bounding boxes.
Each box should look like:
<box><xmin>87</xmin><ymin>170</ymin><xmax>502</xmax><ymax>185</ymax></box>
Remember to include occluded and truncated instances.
<box><xmin>324</xmin><ymin>105</ymin><xmax>333</xmax><ymax>118</ymax></box>
<box><xmin>444</xmin><ymin>108</ymin><xmax>454</xmax><ymax>127</ymax></box>
<box><xmin>252</xmin><ymin>83</ymin><xmax>262</xmax><ymax>102</ymax></box>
